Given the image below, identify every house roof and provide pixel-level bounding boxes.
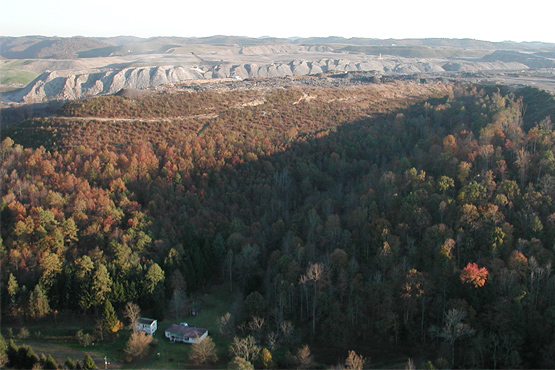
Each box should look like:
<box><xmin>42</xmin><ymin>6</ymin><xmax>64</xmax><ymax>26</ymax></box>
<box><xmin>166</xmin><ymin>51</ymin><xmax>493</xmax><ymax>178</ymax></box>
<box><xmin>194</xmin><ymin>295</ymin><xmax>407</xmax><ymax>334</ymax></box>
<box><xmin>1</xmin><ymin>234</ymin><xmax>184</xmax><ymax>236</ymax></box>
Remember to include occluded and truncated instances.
<box><xmin>138</xmin><ymin>318</ymin><xmax>156</xmax><ymax>325</ymax></box>
<box><xmin>165</xmin><ymin>324</ymin><xmax>207</xmax><ymax>337</ymax></box>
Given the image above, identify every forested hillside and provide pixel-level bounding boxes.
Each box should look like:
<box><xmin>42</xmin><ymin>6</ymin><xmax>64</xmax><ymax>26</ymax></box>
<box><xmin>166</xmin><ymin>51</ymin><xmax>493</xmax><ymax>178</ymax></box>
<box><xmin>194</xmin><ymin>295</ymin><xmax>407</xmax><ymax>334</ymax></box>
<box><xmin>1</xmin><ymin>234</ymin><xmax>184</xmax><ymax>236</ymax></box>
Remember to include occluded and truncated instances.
<box><xmin>1</xmin><ymin>80</ymin><xmax>555</xmax><ymax>368</ymax></box>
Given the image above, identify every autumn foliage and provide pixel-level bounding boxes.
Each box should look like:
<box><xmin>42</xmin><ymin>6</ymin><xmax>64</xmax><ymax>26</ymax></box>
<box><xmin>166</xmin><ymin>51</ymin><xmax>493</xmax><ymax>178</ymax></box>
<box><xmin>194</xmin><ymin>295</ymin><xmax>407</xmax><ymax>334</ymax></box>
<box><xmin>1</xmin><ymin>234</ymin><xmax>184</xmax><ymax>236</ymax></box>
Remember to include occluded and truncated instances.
<box><xmin>460</xmin><ymin>263</ymin><xmax>489</xmax><ymax>287</ymax></box>
<box><xmin>2</xmin><ymin>81</ymin><xmax>555</xmax><ymax>368</ymax></box>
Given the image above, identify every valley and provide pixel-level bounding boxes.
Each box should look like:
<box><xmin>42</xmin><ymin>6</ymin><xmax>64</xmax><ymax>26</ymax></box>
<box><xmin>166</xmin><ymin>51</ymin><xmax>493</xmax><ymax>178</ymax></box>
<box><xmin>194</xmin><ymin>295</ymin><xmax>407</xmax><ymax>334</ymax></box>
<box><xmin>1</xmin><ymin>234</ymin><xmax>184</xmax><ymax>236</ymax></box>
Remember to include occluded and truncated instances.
<box><xmin>1</xmin><ymin>34</ymin><xmax>555</xmax><ymax>370</ymax></box>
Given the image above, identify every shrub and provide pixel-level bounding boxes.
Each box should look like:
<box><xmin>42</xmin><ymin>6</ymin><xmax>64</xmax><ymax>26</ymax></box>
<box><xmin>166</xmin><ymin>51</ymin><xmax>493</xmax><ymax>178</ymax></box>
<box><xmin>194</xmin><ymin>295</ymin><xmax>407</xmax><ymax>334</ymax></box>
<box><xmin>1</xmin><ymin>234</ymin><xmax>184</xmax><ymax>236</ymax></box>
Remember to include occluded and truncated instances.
<box><xmin>76</xmin><ymin>330</ymin><xmax>93</xmax><ymax>347</ymax></box>
<box><xmin>17</xmin><ymin>327</ymin><xmax>30</xmax><ymax>339</ymax></box>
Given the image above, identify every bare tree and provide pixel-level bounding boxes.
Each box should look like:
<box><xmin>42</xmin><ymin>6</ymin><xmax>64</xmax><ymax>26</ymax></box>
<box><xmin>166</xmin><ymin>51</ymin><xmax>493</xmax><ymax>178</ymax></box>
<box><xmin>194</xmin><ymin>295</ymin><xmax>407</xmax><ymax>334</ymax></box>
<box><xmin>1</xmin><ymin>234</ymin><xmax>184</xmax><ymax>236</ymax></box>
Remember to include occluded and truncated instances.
<box><xmin>279</xmin><ymin>321</ymin><xmax>295</xmax><ymax>346</ymax></box>
<box><xmin>124</xmin><ymin>331</ymin><xmax>154</xmax><ymax>359</ymax></box>
<box><xmin>94</xmin><ymin>319</ymin><xmax>104</xmax><ymax>342</ymax></box>
<box><xmin>168</xmin><ymin>289</ymin><xmax>186</xmax><ymax>320</ymax></box>
<box><xmin>345</xmin><ymin>350</ymin><xmax>365</xmax><ymax>370</ymax></box>
<box><xmin>478</xmin><ymin>144</ymin><xmax>494</xmax><ymax>173</ymax></box>
<box><xmin>218</xmin><ymin>312</ymin><xmax>235</xmax><ymax>338</ymax></box>
<box><xmin>300</xmin><ymin>263</ymin><xmax>324</xmax><ymax>335</ymax></box>
<box><xmin>515</xmin><ymin>148</ymin><xmax>531</xmax><ymax>187</ymax></box>
<box><xmin>430</xmin><ymin>308</ymin><xmax>475</xmax><ymax>366</ymax></box>
<box><xmin>124</xmin><ymin>302</ymin><xmax>141</xmax><ymax>331</ymax></box>
<box><xmin>229</xmin><ymin>335</ymin><xmax>260</xmax><ymax>363</ymax></box>
<box><xmin>189</xmin><ymin>336</ymin><xmax>218</xmax><ymax>364</ymax></box>
<box><xmin>247</xmin><ymin>316</ymin><xmax>265</xmax><ymax>342</ymax></box>
<box><xmin>296</xmin><ymin>344</ymin><xmax>314</xmax><ymax>369</ymax></box>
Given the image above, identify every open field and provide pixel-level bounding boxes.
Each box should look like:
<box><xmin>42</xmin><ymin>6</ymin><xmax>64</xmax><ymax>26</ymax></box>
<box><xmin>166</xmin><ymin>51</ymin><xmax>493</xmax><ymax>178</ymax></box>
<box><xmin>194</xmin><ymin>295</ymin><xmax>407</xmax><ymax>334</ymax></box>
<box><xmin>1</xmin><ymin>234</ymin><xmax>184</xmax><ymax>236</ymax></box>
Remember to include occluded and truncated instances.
<box><xmin>0</xmin><ymin>67</ymin><xmax>38</xmax><ymax>85</ymax></box>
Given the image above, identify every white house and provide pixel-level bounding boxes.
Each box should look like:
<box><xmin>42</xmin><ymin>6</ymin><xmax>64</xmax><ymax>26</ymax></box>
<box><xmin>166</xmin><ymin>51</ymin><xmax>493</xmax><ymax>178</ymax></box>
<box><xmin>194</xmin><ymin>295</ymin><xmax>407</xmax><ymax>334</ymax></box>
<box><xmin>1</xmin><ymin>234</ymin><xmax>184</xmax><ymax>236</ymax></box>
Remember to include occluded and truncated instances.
<box><xmin>136</xmin><ymin>318</ymin><xmax>157</xmax><ymax>335</ymax></box>
<box><xmin>164</xmin><ymin>323</ymin><xmax>208</xmax><ymax>344</ymax></box>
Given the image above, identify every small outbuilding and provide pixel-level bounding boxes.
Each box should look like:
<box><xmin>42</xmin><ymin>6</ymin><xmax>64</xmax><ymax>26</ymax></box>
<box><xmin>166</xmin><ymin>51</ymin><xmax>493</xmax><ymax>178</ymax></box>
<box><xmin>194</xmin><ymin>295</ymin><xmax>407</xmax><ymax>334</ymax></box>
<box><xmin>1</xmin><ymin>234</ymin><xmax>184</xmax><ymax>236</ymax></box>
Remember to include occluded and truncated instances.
<box><xmin>165</xmin><ymin>323</ymin><xmax>208</xmax><ymax>344</ymax></box>
<box><xmin>190</xmin><ymin>306</ymin><xmax>202</xmax><ymax>316</ymax></box>
<box><xmin>136</xmin><ymin>318</ymin><xmax>157</xmax><ymax>335</ymax></box>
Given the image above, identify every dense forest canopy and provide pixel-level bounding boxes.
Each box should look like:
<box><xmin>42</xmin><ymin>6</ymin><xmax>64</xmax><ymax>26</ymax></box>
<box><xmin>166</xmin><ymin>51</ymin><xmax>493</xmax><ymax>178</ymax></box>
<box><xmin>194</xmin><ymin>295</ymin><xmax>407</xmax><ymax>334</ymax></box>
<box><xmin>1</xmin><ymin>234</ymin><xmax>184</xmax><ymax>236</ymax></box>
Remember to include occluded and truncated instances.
<box><xmin>1</xmin><ymin>80</ymin><xmax>555</xmax><ymax>368</ymax></box>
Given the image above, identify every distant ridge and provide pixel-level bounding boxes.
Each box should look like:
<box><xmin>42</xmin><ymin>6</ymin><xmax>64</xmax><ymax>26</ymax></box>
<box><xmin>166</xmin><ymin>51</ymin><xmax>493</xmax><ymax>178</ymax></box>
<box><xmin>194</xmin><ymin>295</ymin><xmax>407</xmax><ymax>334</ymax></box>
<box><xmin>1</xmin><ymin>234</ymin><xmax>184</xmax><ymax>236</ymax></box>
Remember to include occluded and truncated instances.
<box><xmin>2</xmin><ymin>35</ymin><xmax>555</xmax><ymax>60</ymax></box>
<box><xmin>0</xmin><ymin>36</ymin><xmax>109</xmax><ymax>59</ymax></box>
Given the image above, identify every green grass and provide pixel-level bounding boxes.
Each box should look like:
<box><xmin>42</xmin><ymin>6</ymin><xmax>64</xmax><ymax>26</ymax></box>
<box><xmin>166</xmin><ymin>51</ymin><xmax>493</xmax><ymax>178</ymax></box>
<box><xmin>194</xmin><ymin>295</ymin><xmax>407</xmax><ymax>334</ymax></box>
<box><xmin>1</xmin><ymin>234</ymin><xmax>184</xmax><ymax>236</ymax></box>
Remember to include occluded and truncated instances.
<box><xmin>136</xmin><ymin>284</ymin><xmax>238</xmax><ymax>369</ymax></box>
<box><xmin>1</xmin><ymin>284</ymin><xmax>239</xmax><ymax>369</ymax></box>
<box><xmin>4</xmin><ymin>59</ymin><xmax>35</xmax><ymax>68</ymax></box>
<box><xmin>2</xmin><ymin>318</ymin><xmax>122</xmax><ymax>369</ymax></box>
<box><xmin>0</xmin><ymin>68</ymin><xmax>38</xmax><ymax>84</ymax></box>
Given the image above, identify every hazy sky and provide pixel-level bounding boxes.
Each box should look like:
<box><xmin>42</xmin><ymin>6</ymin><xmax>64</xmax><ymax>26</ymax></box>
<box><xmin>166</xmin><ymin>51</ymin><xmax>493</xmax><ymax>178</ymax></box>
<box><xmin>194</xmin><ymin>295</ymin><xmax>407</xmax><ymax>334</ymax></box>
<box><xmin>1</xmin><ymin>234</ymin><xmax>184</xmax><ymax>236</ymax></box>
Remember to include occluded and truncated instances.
<box><xmin>1</xmin><ymin>0</ymin><xmax>554</xmax><ymax>43</ymax></box>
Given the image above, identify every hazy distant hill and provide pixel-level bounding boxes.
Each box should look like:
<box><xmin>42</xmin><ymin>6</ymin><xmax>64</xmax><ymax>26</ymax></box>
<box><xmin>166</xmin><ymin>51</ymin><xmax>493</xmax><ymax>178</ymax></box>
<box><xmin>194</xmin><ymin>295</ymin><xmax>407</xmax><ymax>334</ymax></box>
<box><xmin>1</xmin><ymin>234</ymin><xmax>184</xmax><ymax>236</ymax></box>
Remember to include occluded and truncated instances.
<box><xmin>0</xmin><ymin>36</ymin><xmax>109</xmax><ymax>59</ymax></box>
<box><xmin>94</xmin><ymin>35</ymin><xmax>144</xmax><ymax>46</ymax></box>
<box><xmin>481</xmin><ymin>50</ymin><xmax>555</xmax><ymax>68</ymax></box>
<box><xmin>76</xmin><ymin>41</ymin><xmax>184</xmax><ymax>57</ymax></box>
<box><xmin>4</xmin><ymin>35</ymin><xmax>555</xmax><ymax>60</ymax></box>
<box><xmin>294</xmin><ymin>36</ymin><xmax>555</xmax><ymax>50</ymax></box>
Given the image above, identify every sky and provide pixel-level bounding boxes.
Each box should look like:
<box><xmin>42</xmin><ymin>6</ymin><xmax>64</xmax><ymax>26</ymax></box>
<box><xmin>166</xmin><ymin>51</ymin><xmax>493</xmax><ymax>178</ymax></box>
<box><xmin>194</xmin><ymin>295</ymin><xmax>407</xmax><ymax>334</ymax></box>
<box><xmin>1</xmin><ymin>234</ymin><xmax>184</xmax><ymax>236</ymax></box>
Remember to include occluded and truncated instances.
<box><xmin>1</xmin><ymin>0</ymin><xmax>555</xmax><ymax>43</ymax></box>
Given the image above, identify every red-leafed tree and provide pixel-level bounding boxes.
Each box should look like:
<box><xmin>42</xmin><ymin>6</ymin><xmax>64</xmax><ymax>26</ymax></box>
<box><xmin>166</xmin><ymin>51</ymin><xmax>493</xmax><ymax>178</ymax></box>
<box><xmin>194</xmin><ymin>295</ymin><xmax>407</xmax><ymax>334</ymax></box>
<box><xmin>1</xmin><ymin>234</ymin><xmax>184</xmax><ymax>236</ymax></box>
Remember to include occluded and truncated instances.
<box><xmin>460</xmin><ymin>262</ymin><xmax>488</xmax><ymax>287</ymax></box>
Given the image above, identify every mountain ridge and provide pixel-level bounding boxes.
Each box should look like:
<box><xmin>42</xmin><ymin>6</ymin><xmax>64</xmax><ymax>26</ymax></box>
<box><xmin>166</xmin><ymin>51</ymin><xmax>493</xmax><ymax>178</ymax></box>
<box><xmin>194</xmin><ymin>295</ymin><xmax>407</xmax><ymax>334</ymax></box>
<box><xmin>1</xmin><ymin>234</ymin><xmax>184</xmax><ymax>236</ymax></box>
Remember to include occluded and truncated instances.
<box><xmin>2</xmin><ymin>35</ymin><xmax>555</xmax><ymax>60</ymax></box>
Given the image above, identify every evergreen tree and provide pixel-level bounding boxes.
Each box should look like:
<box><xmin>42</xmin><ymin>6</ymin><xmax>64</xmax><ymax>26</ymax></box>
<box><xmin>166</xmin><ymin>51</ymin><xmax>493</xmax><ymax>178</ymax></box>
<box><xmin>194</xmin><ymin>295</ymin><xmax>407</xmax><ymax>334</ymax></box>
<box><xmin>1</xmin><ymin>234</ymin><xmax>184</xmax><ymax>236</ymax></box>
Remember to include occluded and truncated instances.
<box><xmin>102</xmin><ymin>300</ymin><xmax>122</xmax><ymax>333</ymax></box>
<box><xmin>0</xmin><ymin>334</ymin><xmax>7</xmax><ymax>368</ymax></box>
<box><xmin>64</xmin><ymin>357</ymin><xmax>77</xmax><ymax>369</ymax></box>
<box><xmin>91</xmin><ymin>263</ymin><xmax>112</xmax><ymax>307</ymax></box>
<box><xmin>144</xmin><ymin>263</ymin><xmax>165</xmax><ymax>294</ymax></box>
<box><xmin>28</xmin><ymin>284</ymin><xmax>51</xmax><ymax>319</ymax></box>
<box><xmin>83</xmin><ymin>354</ymin><xmax>97</xmax><ymax>369</ymax></box>
<box><xmin>6</xmin><ymin>339</ymin><xmax>18</xmax><ymax>368</ymax></box>
<box><xmin>7</xmin><ymin>273</ymin><xmax>19</xmax><ymax>300</ymax></box>
<box><xmin>0</xmin><ymin>333</ymin><xmax>6</xmax><ymax>355</ymax></box>
<box><xmin>18</xmin><ymin>345</ymin><xmax>39</xmax><ymax>369</ymax></box>
<box><xmin>42</xmin><ymin>354</ymin><xmax>58</xmax><ymax>369</ymax></box>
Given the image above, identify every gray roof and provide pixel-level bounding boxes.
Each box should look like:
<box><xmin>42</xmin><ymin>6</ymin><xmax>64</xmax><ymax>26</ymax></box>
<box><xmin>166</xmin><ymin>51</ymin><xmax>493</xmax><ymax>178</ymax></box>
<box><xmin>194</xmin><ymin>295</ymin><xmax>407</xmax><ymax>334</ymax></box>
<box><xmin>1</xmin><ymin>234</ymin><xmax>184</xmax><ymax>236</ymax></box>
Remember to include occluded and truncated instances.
<box><xmin>165</xmin><ymin>324</ymin><xmax>207</xmax><ymax>337</ymax></box>
<box><xmin>138</xmin><ymin>318</ymin><xmax>156</xmax><ymax>325</ymax></box>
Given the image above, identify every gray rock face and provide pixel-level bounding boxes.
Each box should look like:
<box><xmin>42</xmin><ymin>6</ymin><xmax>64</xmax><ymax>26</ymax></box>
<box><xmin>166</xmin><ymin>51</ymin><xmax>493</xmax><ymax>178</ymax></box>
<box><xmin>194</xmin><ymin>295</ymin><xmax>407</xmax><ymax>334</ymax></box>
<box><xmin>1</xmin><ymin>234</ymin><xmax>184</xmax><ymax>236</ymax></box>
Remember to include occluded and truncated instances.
<box><xmin>13</xmin><ymin>66</ymin><xmax>203</xmax><ymax>103</ymax></box>
<box><xmin>11</xmin><ymin>57</ymin><xmax>532</xmax><ymax>103</ymax></box>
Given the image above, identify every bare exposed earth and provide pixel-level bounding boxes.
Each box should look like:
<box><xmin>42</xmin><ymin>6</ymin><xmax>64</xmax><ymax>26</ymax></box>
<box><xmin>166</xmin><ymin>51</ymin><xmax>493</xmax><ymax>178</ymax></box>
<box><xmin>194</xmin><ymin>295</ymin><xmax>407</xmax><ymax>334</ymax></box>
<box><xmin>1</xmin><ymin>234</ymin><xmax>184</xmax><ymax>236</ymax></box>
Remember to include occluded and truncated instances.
<box><xmin>481</xmin><ymin>72</ymin><xmax>555</xmax><ymax>93</ymax></box>
<box><xmin>2</xmin><ymin>40</ymin><xmax>554</xmax><ymax>105</ymax></box>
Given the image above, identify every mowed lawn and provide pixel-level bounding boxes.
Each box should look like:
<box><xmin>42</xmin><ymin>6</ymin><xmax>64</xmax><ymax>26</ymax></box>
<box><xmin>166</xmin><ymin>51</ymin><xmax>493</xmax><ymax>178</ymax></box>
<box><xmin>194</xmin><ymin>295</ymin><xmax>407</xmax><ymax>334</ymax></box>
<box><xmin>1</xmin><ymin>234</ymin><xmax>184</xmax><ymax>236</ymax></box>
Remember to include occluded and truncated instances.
<box><xmin>2</xmin><ymin>284</ymin><xmax>239</xmax><ymax>369</ymax></box>
<box><xmin>135</xmin><ymin>284</ymin><xmax>238</xmax><ymax>369</ymax></box>
<box><xmin>3</xmin><ymin>321</ymin><xmax>125</xmax><ymax>370</ymax></box>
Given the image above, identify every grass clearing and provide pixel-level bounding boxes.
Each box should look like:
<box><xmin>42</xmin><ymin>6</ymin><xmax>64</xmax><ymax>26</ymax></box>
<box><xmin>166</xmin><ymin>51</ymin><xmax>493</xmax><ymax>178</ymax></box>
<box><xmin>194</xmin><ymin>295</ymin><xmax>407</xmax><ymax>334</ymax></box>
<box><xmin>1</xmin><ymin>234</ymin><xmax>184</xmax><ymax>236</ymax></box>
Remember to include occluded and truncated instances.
<box><xmin>2</xmin><ymin>316</ymin><xmax>124</xmax><ymax>368</ymax></box>
<box><xmin>135</xmin><ymin>284</ymin><xmax>239</xmax><ymax>369</ymax></box>
<box><xmin>0</xmin><ymin>68</ymin><xmax>38</xmax><ymax>84</ymax></box>
<box><xmin>4</xmin><ymin>59</ymin><xmax>35</xmax><ymax>68</ymax></box>
<box><xmin>1</xmin><ymin>284</ymin><xmax>239</xmax><ymax>369</ymax></box>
